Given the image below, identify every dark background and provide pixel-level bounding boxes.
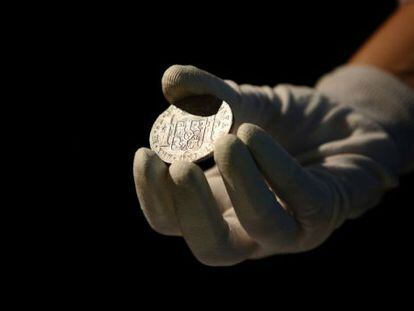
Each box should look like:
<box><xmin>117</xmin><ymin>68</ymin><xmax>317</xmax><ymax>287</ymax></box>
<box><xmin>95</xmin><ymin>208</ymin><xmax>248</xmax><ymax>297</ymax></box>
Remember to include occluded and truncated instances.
<box><xmin>70</xmin><ymin>0</ymin><xmax>413</xmax><ymax>289</ymax></box>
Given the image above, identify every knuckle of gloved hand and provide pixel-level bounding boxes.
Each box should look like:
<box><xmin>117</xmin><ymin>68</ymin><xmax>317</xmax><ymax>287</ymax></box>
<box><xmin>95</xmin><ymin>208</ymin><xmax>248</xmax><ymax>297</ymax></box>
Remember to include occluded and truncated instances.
<box><xmin>298</xmin><ymin>226</ymin><xmax>332</xmax><ymax>252</ymax></box>
<box><xmin>139</xmin><ymin>203</ymin><xmax>178</xmax><ymax>236</ymax></box>
<box><xmin>278</xmin><ymin>84</ymin><xmax>321</xmax><ymax>107</ymax></box>
<box><xmin>244</xmin><ymin>208</ymin><xmax>279</xmax><ymax>236</ymax></box>
<box><xmin>296</xmin><ymin>177</ymin><xmax>334</xmax><ymax>224</ymax></box>
<box><xmin>147</xmin><ymin>219</ymin><xmax>176</xmax><ymax>236</ymax></box>
<box><xmin>296</xmin><ymin>204</ymin><xmax>334</xmax><ymax>245</ymax></box>
<box><xmin>297</xmin><ymin>237</ymin><xmax>325</xmax><ymax>253</ymax></box>
<box><xmin>297</xmin><ymin>205</ymin><xmax>331</xmax><ymax>230</ymax></box>
<box><xmin>193</xmin><ymin>246</ymin><xmax>241</xmax><ymax>267</ymax></box>
<box><xmin>147</xmin><ymin>217</ymin><xmax>170</xmax><ymax>235</ymax></box>
<box><xmin>143</xmin><ymin>208</ymin><xmax>177</xmax><ymax>236</ymax></box>
<box><xmin>189</xmin><ymin>232</ymin><xmax>243</xmax><ymax>266</ymax></box>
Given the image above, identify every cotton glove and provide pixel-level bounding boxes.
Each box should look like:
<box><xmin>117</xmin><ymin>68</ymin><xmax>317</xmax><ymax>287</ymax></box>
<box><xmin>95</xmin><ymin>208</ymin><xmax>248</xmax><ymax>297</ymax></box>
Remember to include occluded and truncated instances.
<box><xmin>134</xmin><ymin>65</ymin><xmax>403</xmax><ymax>266</ymax></box>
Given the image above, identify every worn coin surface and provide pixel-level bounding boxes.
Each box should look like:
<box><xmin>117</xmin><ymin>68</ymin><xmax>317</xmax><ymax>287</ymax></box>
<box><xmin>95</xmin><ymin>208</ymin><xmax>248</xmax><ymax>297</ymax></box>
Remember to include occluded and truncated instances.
<box><xmin>150</xmin><ymin>101</ymin><xmax>233</xmax><ymax>163</ymax></box>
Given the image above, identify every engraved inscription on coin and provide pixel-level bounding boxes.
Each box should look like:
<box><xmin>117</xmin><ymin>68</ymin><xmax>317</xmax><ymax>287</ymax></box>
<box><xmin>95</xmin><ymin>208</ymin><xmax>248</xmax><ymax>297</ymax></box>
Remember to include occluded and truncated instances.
<box><xmin>150</xmin><ymin>101</ymin><xmax>233</xmax><ymax>163</ymax></box>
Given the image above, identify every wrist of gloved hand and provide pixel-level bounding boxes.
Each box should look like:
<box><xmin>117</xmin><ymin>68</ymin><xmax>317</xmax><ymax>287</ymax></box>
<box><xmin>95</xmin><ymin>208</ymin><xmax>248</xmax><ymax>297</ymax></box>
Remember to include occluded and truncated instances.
<box><xmin>316</xmin><ymin>65</ymin><xmax>414</xmax><ymax>173</ymax></box>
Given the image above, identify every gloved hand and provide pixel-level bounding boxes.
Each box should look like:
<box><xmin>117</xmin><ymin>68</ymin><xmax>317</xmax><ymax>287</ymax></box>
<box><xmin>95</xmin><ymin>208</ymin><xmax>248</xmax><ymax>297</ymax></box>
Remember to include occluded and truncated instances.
<box><xmin>133</xmin><ymin>65</ymin><xmax>401</xmax><ymax>266</ymax></box>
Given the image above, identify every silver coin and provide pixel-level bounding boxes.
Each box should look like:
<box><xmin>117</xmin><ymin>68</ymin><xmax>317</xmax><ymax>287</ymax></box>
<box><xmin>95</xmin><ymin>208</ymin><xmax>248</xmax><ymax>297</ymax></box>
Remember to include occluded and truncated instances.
<box><xmin>150</xmin><ymin>101</ymin><xmax>233</xmax><ymax>163</ymax></box>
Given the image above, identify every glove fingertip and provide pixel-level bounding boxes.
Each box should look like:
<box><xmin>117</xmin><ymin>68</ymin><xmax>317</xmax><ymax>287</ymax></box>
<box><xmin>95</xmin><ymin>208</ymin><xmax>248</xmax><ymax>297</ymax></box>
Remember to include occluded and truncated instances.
<box><xmin>133</xmin><ymin>147</ymin><xmax>165</xmax><ymax>183</ymax></box>
<box><xmin>214</xmin><ymin>134</ymin><xmax>242</xmax><ymax>165</ymax></box>
<box><xmin>161</xmin><ymin>65</ymin><xmax>240</xmax><ymax>110</ymax></box>
<box><xmin>169</xmin><ymin>161</ymin><xmax>204</xmax><ymax>187</ymax></box>
<box><xmin>161</xmin><ymin>64</ymin><xmax>198</xmax><ymax>103</ymax></box>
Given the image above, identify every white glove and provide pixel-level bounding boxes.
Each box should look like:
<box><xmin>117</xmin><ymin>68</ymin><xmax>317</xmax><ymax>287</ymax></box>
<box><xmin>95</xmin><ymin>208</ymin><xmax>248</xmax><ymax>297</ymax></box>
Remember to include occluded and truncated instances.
<box><xmin>133</xmin><ymin>65</ymin><xmax>406</xmax><ymax>266</ymax></box>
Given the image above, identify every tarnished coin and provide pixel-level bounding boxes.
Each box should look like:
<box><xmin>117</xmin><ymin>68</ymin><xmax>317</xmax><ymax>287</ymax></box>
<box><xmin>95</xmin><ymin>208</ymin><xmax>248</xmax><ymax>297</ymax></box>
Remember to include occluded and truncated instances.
<box><xmin>150</xmin><ymin>101</ymin><xmax>233</xmax><ymax>163</ymax></box>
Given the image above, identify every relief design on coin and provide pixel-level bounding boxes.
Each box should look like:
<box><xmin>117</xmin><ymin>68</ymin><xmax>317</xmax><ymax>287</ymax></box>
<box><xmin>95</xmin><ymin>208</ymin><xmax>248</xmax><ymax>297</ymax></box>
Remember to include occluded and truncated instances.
<box><xmin>150</xmin><ymin>101</ymin><xmax>233</xmax><ymax>163</ymax></box>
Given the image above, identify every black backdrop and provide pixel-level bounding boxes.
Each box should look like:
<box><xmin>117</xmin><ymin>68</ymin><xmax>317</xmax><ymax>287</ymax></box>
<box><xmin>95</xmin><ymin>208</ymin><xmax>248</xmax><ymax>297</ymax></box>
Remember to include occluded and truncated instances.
<box><xmin>70</xmin><ymin>0</ymin><xmax>413</xmax><ymax>290</ymax></box>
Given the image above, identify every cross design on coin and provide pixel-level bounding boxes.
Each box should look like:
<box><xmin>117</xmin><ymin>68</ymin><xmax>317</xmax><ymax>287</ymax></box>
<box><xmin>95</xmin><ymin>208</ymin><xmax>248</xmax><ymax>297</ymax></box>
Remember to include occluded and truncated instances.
<box><xmin>150</xmin><ymin>101</ymin><xmax>233</xmax><ymax>163</ymax></box>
